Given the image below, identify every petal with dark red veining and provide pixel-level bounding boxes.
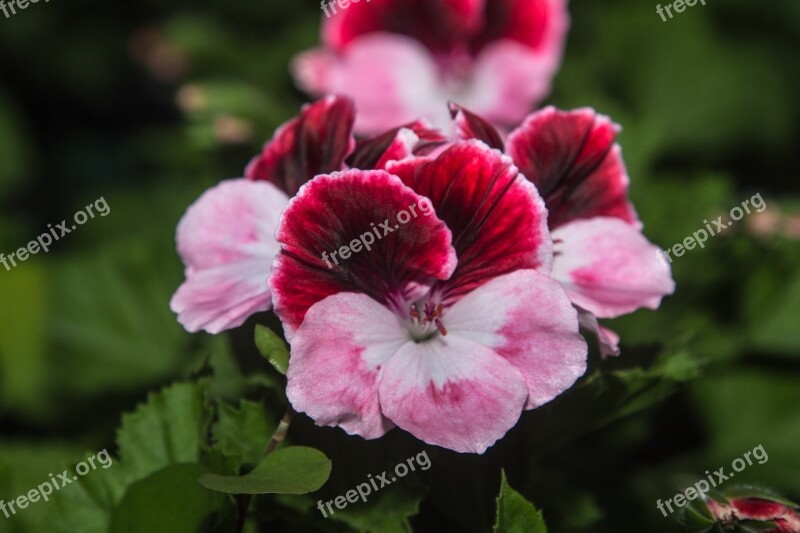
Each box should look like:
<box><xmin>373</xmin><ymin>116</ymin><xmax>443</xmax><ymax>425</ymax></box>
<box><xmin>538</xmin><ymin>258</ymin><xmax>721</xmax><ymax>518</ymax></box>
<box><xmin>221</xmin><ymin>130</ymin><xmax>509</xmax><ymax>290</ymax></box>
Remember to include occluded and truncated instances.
<box><xmin>245</xmin><ymin>95</ymin><xmax>355</xmax><ymax>196</ymax></box>
<box><xmin>269</xmin><ymin>169</ymin><xmax>457</xmax><ymax>336</ymax></box>
<box><xmin>348</xmin><ymin>120</ymin><xmax>449</xmax><ymax>170</ymax></box>
<box><xmin>387</xmin><ymin>141</ymin><xmax>551</xmax><ymax>302</ymax></box>
<box><xmin>507</xmin><ymin>107</ymin><xmax>639</xmax><ymax>229</ymax></box>
<box><xmin>449</xmin><ymin>102</ymin><xmax>505</xmax><ymax>150</ymax></box>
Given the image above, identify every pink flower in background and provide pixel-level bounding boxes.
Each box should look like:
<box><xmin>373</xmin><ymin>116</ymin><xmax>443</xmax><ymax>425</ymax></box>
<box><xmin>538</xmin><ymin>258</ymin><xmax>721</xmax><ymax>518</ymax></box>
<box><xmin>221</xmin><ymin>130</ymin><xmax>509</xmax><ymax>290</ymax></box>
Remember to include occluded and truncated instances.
<box><xmin>270</xmin><ymin>141</ymin><xmax>587</xmax><ymax>453</ymax></box>
<box><xmin>452</xmin><ymin>104</ymin><xmax>676</xmax><ymax>356</ymax></box>
<box><xmin>293</xmin><ymin>0</ymin><xmax>569</xmax><ymax>133</ymax></box>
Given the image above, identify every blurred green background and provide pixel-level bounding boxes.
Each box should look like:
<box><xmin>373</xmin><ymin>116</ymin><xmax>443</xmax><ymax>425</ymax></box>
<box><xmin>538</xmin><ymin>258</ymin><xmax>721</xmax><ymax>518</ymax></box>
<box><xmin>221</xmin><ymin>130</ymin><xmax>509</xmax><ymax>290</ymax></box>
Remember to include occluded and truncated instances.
<box><xmin>0</xmin><ymin>0</ymin><xmax>798</xmax><ymax>531</ymax></box>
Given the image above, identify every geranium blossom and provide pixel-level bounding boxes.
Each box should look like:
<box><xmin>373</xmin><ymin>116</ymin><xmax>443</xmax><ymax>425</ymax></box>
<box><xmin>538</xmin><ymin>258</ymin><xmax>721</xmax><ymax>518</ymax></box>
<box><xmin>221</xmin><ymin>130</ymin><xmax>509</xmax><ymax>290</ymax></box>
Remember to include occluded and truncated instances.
<box><xmin>293</xmin><ymin>0</ymin><xmax>569</xmax><ymax>133</ymax></box>
<box><xmin>451</xmin><ymin>104</ymin><xmax>676</xmax><ymax>356</ymax></box>
<box><xmin>171</xmin><ymin>96</ymin><xmax>357</xmax><ymax>333</ymax></box>
<box><xmin>270</xmin><ymin>141</ymin><xmax>587</xmax><ymax>453</ymax></box>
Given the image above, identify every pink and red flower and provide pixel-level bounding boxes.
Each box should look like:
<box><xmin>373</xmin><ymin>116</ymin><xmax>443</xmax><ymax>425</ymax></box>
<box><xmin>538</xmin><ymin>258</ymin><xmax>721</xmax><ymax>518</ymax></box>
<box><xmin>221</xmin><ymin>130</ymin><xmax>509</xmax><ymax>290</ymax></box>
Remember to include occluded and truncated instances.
<box><xmin>293</xmin><ymin>0</ymin><xmax>569</xmax><ymax>133</ymax></box>
<box><xmin>270</xmin><ymin>141</ymin><xmax>587</xmax><ymax>453</ymax></box>
<box><xmin>171</xmin><ymin>96</ymin><xmax>358</xmax><ymax>333</ymax></box>
<box><xmin>452</xmin><ymin>104</ymin><xmax>676</xmax><ymax>356</ymax></box>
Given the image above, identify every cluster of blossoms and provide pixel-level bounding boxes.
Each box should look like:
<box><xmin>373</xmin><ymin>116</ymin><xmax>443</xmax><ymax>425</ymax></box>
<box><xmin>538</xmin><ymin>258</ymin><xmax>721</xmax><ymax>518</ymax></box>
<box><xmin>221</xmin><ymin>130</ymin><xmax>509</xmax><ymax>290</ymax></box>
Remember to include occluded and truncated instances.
<box><xmin>171</xmin><ymin>96</ymin><xmax>674</xmax><ymax>453</ymax></box>
<box><xmin>170</xmin><ymin>1</ymin><xmax>674</xmax><ymax>454</ymax></box>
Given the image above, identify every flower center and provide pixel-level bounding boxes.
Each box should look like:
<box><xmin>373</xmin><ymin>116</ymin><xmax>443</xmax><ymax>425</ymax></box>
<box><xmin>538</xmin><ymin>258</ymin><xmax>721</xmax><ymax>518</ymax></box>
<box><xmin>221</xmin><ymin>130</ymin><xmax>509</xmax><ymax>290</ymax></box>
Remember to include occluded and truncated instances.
<box><xmin>407</xmin><ymin>299</ymin><xmax>448</xmax><ymax>342</ymax></box>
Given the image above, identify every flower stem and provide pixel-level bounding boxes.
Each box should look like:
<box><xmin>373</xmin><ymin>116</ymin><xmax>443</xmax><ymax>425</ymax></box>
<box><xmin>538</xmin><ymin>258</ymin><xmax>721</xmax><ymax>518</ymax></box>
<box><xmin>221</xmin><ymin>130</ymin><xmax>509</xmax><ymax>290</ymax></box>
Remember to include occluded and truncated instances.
<box><xmin>233</xmin><ymin>406</ymin><xmax>294</xmax><ymax>533</ymax></box>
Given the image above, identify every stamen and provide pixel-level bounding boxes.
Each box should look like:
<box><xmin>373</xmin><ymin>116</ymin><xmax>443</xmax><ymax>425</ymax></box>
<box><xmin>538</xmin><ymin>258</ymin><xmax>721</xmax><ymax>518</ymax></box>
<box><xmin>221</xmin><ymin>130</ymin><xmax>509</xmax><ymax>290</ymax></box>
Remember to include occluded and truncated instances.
<box><xmin>435</xmin><ymin>318</ymin><xmax>448</xmax><ymax>336</ymax></box>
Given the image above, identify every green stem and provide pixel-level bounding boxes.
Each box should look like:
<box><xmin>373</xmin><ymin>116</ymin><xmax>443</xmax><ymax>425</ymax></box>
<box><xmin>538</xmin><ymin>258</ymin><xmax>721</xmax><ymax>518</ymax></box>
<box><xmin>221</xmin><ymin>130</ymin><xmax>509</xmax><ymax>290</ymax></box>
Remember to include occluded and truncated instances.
<box><xmin>233</xmin><ymin>406</ymin><xmax>294</xmax><ymax>533</ymax></box>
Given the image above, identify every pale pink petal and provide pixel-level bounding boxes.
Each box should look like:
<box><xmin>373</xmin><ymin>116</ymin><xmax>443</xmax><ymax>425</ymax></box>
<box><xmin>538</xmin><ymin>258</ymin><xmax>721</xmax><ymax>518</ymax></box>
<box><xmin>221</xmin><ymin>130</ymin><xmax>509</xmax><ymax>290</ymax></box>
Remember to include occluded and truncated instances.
<box><xmin>445</xmin><ymin>270</ymin><xmax>587</xmax><ymax>409</ymax></box>
<box><xmin>552</xmin><ymin>217</ymin><xmax>676</xmax><ymax>319</ymax></box>
<box><xmin>377</xmin><ymin>335</ymin><xmax>528</xmax><ymax>453</ymax></box>
<box><xmin>576</xmin><ymin>307</ymin><xmax>621</xmax><ymax>358</ymax></box>
<box><xmin>287</xmin><ymin>293</ymin><xmax>408</xmax><ymax>439</ymax></box>
<box><xmin>459</xmin><ymin>39</ymin><xmax>561</xmax><ymax>126</ymax></box>
<box><xmin>170</xmin><ymin>179</ymin><xmax>289</xmax><ymax>333</ymax></box>
<box><xmin>171</xmin><ymin>260</ymin><xmax>274</xmax><ymax>335</ymax></box>
<box><xmin>292</xmin><ymin>34</ymin><xmax>451</xmax><ymax>134</ymax></box>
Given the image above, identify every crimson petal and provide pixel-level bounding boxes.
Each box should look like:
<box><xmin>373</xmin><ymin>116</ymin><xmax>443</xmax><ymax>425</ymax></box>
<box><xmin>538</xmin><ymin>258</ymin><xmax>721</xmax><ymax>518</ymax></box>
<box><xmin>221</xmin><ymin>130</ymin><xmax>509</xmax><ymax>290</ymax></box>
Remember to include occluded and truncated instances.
<box><xmin>323</xmin><ymin>0</ymin><xmax>486</xmax><ymax>54</ymax></box>
<box><xmin>449</xmin><ymin>102</ymin><xmax>505</xmax><ymax>150</ymax></box>
<box><xmin>245</xmin><ymin>95</ymin><xmax>356</xmax><ymax>196</ymax></box>
<box><xmin>270</xmin><ymin>169</ymin><xmax>457</xmax><ymax>335</ymax></box>
<box><xmin>387</xmin><ymin>141</ymin><xmax>551</xmax><ymax>302</ymax></box>
<box><xmin>506</xmin><ymin>106</ymin><xmax>639</xmax><ymax>229</ymax></box>
<box><xmin>347</xmin><ymin>120</ymin><xmax>448</xmax><ymax>170</ymax></box>
<box><xmin>475</xmin><ymin>0</ymin><xmax>565</xmax><ymax>53</ymax></box>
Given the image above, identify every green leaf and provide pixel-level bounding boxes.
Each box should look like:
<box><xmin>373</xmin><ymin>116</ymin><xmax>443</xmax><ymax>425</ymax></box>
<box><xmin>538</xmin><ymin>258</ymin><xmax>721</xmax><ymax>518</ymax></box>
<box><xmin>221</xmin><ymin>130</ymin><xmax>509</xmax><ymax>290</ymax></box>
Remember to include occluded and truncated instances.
<box><xmin>254</xmin><ymin>324</ymin><xmax>289</xmax><ymax>375</ymax></box>
<box><xmin>198</xmin><ymin>446</ymin><xmax>331</xmax><ymax>495</ymax></box>
<box><xmin>494</xmin><ymin>471</ymin><xmax>547</xmax><ymax>533</ymax></box>
<box><xmin>48</xmin><ymin>242</ymin><xmax>194</xmax><ymax>395</ymax></box>
<box><xmin>116</xmin><ymin>381</ymin><xmax>211</xmax><ymax>481</ymax></box>
<box><xmin>211</xmin><ymin>399</ymin><xmax>275</xmax><ymax>467</ymax></box>
<box><xmin>41</xmin><ymin>381</ymin><xmax>213</xmax><ymax>532</ymax></box>
<box><xmin>109</xmin><ymin>463</ymin><xmax>232</xmax><ymax>533</ymax></box>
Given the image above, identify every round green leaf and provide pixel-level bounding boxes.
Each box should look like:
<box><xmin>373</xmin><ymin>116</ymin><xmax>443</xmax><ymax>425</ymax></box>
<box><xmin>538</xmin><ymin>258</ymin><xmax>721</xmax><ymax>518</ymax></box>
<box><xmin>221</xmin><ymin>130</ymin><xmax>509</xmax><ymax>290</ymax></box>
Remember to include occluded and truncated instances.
<box><xmin>198</xmin><ymin>446</ymin><xmax>331</xmax><ymax>495</ymax></box>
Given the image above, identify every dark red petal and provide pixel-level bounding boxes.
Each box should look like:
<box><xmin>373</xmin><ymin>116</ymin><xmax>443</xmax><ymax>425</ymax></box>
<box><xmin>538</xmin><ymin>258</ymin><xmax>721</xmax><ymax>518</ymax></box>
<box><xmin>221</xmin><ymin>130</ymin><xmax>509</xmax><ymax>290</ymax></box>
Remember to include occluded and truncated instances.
<box><xmin>449</xmin><ymin>102</ymin><xmax>505</xmax><ymax>150</ymax></box>
<box><xmin>245</xmin><ymin>96</ymin><xmax>355</xmax><ymax>196</ymax></box>
<box><xmin>732</xmin><ymin>499</ymin><xmax>800</xmax><ymax>521</ymax></box>
<box><xmin>347</xmin><ymin>120</ymin><xmax>448</xmax><ymax>170</ymax></box>
<box><xmin>270</xmin><ymin>169</ymin><xmax>456</xmax><ymax>334</ymax></box>
<box><xmin>474</xmin><ymin>0</ymin><xmax>563</xmax><ymax>52</ymax></box>
<box><xmin>387</xmin><ymin>141</ymin><xmax>551</xmax><ymax>302</ymax></box>
<box><xmin>506</xmin><ymin>107</ymin><xmax>639</xmax><ymax>229</ymax></box>
<box><xmin>323</xmin><ymin>0</ymin><xmax>485</xmax><ymax>54</ymax></box>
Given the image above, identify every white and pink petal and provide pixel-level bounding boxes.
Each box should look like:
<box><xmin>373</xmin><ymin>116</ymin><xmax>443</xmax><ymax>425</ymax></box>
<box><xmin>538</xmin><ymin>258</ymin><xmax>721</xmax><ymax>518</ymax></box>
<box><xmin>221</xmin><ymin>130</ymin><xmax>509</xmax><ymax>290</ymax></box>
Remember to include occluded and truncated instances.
<box><xmin>552</xmin><ymin>217</ymin><xmax>675</xmax><ymax>319</ymax></box>
<box><xmin>377</xmin><ymin>334</ymin><xmax>528</xmax><ymax>454</ymax></box>
<box><xmin>171</xmin><ymin>179</ymin><xmax>289</xmax><ymax>333</ymax></box>
<box><xmin>287</xmin><ymin>293</ymin><xmax>408</xmax><ymax>439</ymax></box>
<box><xmin>444</xmin><ymin>269</ymin><xmax>588</xmax><ymax>409</ymax></box>
<box><xmin>293</xmin><ymin>34</ymin><xmax>452</xmax><ymax>134</ymax></box>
